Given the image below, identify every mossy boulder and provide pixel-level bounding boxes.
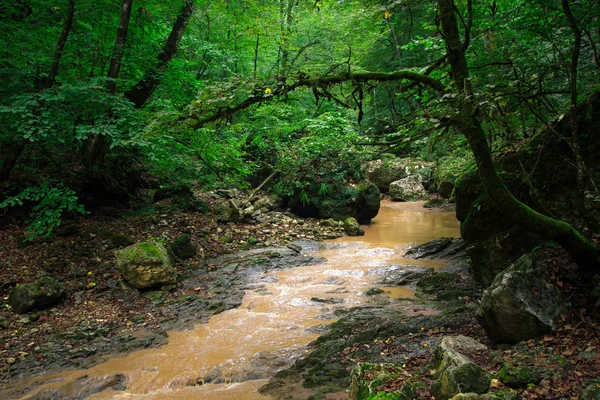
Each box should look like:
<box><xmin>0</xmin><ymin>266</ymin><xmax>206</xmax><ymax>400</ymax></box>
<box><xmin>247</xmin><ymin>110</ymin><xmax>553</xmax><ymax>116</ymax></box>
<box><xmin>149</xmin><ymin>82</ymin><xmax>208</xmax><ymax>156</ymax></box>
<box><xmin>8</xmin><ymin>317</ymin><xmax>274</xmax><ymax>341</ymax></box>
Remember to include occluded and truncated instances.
<box><xmin>106</xmin><ymin>233</ymin><xmax>134</xmax><ymax>250</ymax></box>
<box><xmin>478</xmin><ymin>252</ymin><xmax>567</xmax><ymax>344</ymax></box>
<box><xmin>8</xmin><ymin>276</ymin><xmax>65</xmax><ymax>314</ymax></box>
<box><xmin>349</xmin><ymin>363</ymin><xmax>419</xmax><ymax>400</ymax></box>
<box><xmin>114</xmin><ymin>241</ymin><xmax>177</xmax><ymax>289</ymax></box>
<box><xmin>344</xmin><ymin>217</ymin><xmax>365</xmax><ymax>236</ymax></box>
<box><xmin>170</xmin><ymin>233</ymin><xmax>197</xmax><ymax>259</ymax></box>
<box><xmin>294</xmin><ymin>182</ymin><xmax>380</xmax><ymax>224</ymax></box>
<box><xmin>430</xmin><ymin>336</ymin><xmax>492</xmax><ymax>400</ymax></box>
<box><xmin>497</xmin><ymin>362</ymin><xmax>561</xmax><ymax>389</ymax></box>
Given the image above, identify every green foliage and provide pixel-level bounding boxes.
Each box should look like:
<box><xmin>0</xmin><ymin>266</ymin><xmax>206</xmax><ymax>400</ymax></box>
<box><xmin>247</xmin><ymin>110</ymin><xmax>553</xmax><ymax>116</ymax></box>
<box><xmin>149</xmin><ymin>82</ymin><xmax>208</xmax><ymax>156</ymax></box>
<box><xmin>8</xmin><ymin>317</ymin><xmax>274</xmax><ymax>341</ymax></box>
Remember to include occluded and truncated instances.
<box><xmin>0</xmin><ymin>82</ymin><xmax>143</xmax><ymax>147</ymax></box>
<box><xmin>0</xmin><ymin>182</ymin><xmax>87</xmax><ymax>240</ymax></box>
<box><xmin>271</xmin><ymin>111</ymin><xmax>371</xmax><ymax>202</ymax></box>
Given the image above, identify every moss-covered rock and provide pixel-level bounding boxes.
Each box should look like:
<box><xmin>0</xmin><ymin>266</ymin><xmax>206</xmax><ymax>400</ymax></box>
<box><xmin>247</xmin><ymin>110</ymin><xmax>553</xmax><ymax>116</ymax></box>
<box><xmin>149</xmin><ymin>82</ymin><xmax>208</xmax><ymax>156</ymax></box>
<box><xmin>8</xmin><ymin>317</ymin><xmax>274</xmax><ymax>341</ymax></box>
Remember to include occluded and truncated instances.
<box><xmin>349</xmin><ymin>363</ymin><xmax>419</xmax><ymax>400</ymax></box>
<box><xmin>450</xmin><ymin>392</ymin><xmax>519</xmax><ymax>400</ymax></box>
<box><xmin>295</xmin><ymin>182</ymin><xmax>380</xmax><ymax>224</ymax></box>
<box><xmin>430</xmin><ymin>336</ymin><xmax>492</xmax><ymax>400</ymax></box>
<box><xmin>106</xmin><ymin>233</ymin><xmax>134</xmax><ymax>250</ymax></box>
<box><xmin>344</xmin><ymin>217</ymin><xmax>365</xmax><ymax>236</ymax></box>
<box><xmin>114</xmin><ymin>241</ymin><xmax>177</xmax><ymax>289</ymax></box>
<box><xmin>215</xmin><ymin>199</ymin><xmax>241</xmax><ymax>223</ymax></box>
<box><xmin>478</xmin><ymin>252</ymin><xmax>567</xmax><ymax>344</ymax></box>
<box><xmin>8</xmin><ymin>276</ymin><xmax>65</xmax><ymax>314</ymax></box>
<box><xmin>170</xmin><ymin>233</ymin><xmax>197</xmax><ymax>259</ymax></box>
<box><xmin>497</xmin><ymin>362</ymin><xmax>560</xmax><ymax>389</ymax></box>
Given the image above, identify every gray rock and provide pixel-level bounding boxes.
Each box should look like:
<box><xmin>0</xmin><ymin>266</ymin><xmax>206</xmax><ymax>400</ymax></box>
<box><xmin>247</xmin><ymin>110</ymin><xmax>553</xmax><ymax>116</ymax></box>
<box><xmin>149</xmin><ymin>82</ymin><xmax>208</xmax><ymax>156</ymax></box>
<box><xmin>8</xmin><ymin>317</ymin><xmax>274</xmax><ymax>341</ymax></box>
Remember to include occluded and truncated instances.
<box><xmin>215</xmin><ymin>199</ymin><xmax>241</xmax><ymax>223</ymax></box>
<box><xmin>389</xmin><ymin>175</ymin><xmax>428</xmax><ymax>201</ymax></box>
<box><xmin>9</xmin><ymin>276</ymin><xmax>65</xmax><ymax>314</ymax></box>
<box><xmin>363</xmin><ymin>158</ymin><xmax>433</xmax><ymax>193</ymax></box>
<box><xmin>114</xmin><ymin>241</ymin><xmax>177</xmax><ymax>289</ymax></box>
<box><xmin>380</xmin><ymin>266</ymin><xmax>434</xmax><ymax>286</ymax></box>
<box><xmin>343</xmin><ymin>217</ymin><xmax>364</xmax><ymax>236</ymax></box>
<box><xmin>405</xmin><ymin>237</ymin><xmax>454</xmax><ymax>259</ymax></box>
<box><xmin>478</xmin><ymin>252</ymin><xmax>567</xmax><ymax>344</ymax></box>
<box><xmin>430</xmin><ymin>336</ymin><xmax>492</xmax><ymax>400</ymax></box>
<box><xmin>254</xmin><ymin>196</ymin><xmax>275</xmax><ymax>211</ymax></box>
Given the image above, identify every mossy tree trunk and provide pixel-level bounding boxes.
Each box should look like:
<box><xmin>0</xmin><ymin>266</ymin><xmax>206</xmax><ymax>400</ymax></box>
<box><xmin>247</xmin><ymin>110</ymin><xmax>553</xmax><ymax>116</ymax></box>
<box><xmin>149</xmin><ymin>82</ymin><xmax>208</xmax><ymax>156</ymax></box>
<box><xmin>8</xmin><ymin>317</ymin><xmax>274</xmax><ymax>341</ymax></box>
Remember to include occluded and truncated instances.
<box><xmin>437</xmin><ymin>0</ymin><xmax>599</xmax><ymax>270</ymax></box>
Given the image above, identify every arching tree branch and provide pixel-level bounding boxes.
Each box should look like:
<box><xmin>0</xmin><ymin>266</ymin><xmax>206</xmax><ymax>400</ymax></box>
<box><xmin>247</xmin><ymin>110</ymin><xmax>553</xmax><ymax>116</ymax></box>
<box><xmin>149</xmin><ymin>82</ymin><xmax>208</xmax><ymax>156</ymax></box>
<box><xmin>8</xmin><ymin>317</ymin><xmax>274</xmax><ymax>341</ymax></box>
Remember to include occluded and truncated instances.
<box><xmin>189</xmin><ymin>70</ymin><xmax>446</xmax><ymax>129</ymax></box>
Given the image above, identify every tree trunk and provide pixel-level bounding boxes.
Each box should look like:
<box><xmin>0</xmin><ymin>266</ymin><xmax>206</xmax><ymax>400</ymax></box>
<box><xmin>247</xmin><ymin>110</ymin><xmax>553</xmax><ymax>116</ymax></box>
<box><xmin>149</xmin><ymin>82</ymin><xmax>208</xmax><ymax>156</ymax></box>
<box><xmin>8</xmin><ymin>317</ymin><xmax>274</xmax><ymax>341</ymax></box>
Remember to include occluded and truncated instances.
<box><xmin>437</xmin><ymin>0</ymin><xmax>599</xmax><ymax>269</ymax></box>
<box><xmin>561</xmin><ymin>0</ymin><xmax>600</xmax><ymax>226</ymax></box>
<box><xmin>46</xmin><ymin>0</ymin><xmax>75</xmax><ymax>88</ymax></box>
<box><xmin>124</xmin><ymin>0</ymin><xmax>194</xmax><ymax>108</ymax></box>
<box><xmin>105</xmin><ymin>0</ymin><xmax>133</xmax><ymax>94</ymax></box>
<box><xmin>82</xmin><ymin>0</ymin><xmax>132</xmax><ymax>168</ymax></box>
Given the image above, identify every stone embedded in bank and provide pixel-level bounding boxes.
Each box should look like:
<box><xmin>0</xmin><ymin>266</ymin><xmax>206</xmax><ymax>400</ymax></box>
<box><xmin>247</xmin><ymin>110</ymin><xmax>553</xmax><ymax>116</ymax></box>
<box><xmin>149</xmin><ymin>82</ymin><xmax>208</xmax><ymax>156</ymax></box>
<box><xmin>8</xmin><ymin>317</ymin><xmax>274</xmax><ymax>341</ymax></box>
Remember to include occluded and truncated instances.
<box><xmin>114</xmin><ymin>241</ymin><xmax>177</xmax><ymax>289</ymax></box>
<box><xmin>8</xmin><ymin>276</ymin><xmax>65</xmax><ymax>314</ymax></box>
<box><xmin>430</xmin><ymin>335</ymin><xmax>492</xmax><ymax>400</ymax></box>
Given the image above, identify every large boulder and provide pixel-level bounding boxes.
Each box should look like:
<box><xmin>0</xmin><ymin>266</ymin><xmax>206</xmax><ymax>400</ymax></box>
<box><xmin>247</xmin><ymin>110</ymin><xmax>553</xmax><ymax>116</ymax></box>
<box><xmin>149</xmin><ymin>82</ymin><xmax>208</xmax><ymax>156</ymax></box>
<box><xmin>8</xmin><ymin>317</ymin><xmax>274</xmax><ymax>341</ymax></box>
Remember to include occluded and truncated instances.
<box><xmin>389</xmin><ymin>175</ymin><xmax>428</xmax><ymax>201</ymax></box>
<box><xmin>294</xmin><ymin>182</ymin><xmax>380</xmax><ymax>224</ymax></box>
<box><xmin>114</xmin><ymin>241</ymin><xmax>177</xmax><ymax>289</ymax></box>
<box><xmin>478</xmin><ymin>252</ymin><xmax>567</xmax><ymax>344</ymax></box>
<box><xmin>8</xmin><ymin>276</ymin><xmax>65</xmax><ymax>314</ymax></box>
<box><xmin>430</xmin><ymin>336</ymin><xmax>492</xmax><ymax>400</ymax></box>
<box><xmin>363</xmin><ymin>157</ymin><xmax>433</xmax><ymax>193</ymax></box>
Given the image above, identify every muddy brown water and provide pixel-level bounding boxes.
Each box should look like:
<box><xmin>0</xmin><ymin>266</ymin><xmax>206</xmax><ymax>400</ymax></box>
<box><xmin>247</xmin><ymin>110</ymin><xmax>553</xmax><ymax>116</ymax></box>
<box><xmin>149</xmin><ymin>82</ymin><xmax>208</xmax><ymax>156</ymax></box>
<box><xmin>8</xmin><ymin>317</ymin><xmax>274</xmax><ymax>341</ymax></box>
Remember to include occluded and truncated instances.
<box><xmin>2</xmin><ymin>200</ymin><xmax>459</xmax><ymax>399</ymax></box>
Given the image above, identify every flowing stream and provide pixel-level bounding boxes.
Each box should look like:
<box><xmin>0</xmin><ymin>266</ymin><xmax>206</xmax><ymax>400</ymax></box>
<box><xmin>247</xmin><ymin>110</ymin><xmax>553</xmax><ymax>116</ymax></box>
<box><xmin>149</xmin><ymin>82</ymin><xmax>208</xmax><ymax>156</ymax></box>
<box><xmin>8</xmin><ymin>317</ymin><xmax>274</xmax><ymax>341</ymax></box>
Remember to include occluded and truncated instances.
<box><xmin>3</xmin><ymin>200</ymin><xmax>459</xmax><ymax>399</ymax></box>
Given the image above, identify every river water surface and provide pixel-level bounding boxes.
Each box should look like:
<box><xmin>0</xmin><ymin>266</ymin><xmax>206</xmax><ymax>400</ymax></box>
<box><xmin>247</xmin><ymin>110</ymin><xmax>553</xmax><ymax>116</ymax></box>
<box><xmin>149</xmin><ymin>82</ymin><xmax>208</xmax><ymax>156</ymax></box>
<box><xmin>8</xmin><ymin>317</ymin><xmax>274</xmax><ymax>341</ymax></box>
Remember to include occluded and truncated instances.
<box><xmin>4</xmin><ymin>200</ymin><xmax>459</xmax><ymax>399</ymax></box>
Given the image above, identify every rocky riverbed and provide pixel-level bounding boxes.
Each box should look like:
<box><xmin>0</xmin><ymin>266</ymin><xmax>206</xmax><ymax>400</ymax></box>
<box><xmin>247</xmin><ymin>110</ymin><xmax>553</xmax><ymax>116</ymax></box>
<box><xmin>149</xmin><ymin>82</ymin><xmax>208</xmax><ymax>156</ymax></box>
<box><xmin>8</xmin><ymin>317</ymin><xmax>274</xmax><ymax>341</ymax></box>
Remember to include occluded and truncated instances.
<box><xmin>0</xmin><ymin>191</ymin><xmax>346</xmax><ymax>384</ymax></box>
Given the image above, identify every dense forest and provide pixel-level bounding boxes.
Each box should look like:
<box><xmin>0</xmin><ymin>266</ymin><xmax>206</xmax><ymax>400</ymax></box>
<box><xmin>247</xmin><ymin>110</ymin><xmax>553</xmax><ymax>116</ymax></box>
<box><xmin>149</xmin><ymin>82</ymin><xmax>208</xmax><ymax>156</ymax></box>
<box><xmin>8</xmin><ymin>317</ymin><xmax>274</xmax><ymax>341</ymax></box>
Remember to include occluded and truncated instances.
<box><xmin>1</xmin><ymin>0</ymin><xmax>600</xmax><ymax>399</ymax></box>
